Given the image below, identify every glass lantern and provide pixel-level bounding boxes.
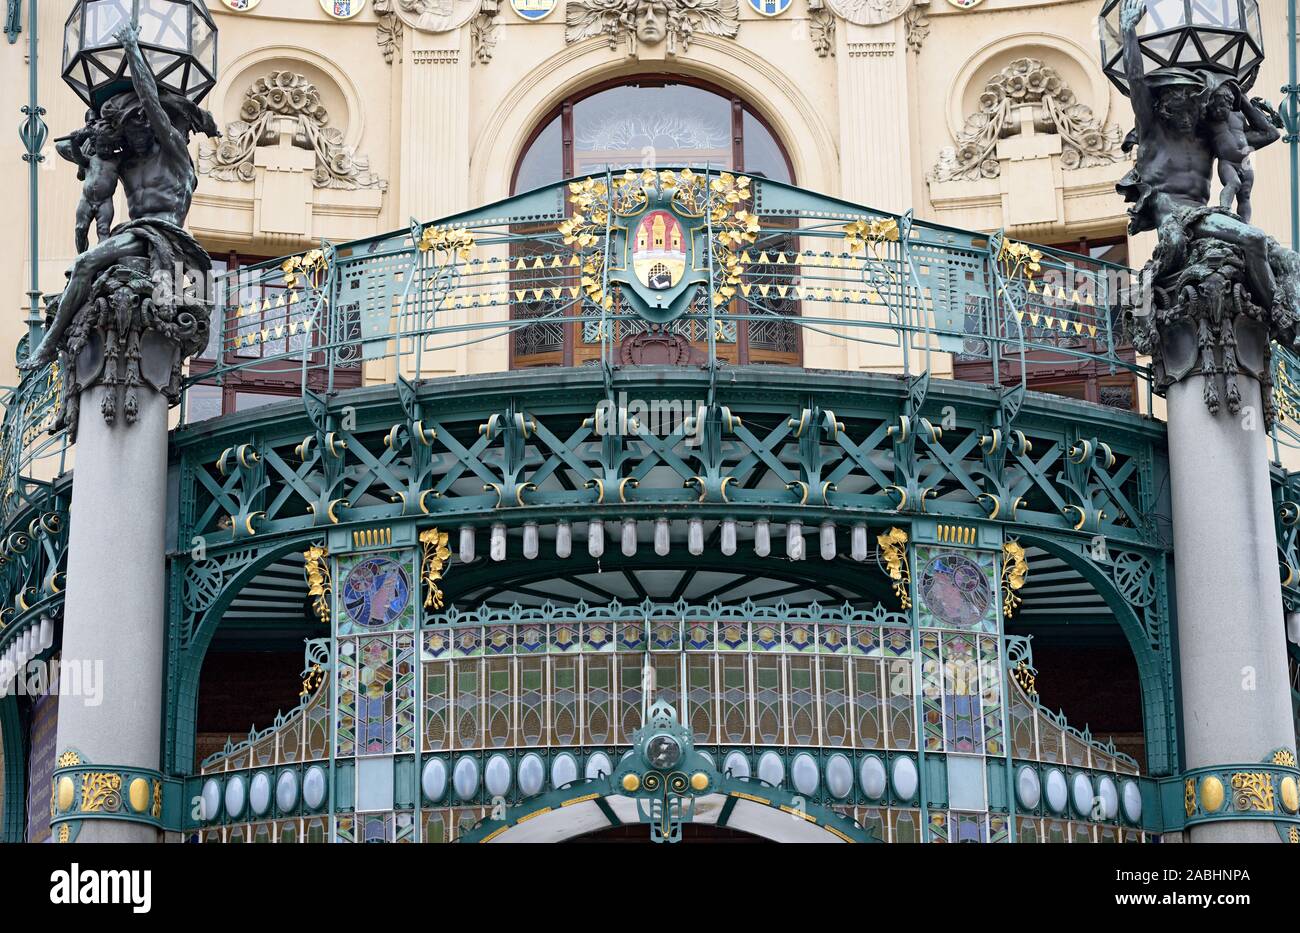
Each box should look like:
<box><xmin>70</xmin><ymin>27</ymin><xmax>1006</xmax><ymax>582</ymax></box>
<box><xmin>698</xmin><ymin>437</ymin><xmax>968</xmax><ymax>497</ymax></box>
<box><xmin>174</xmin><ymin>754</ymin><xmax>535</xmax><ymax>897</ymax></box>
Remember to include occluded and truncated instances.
<box><xmin>1099</xmin><ymin>0</ymin><xmax>1264</xmax><ymax>95</ymax></box>
<box><xmin>62</xmin><ymin>0</ymin><xmax>218</xmax><ymax>108</ymax></box>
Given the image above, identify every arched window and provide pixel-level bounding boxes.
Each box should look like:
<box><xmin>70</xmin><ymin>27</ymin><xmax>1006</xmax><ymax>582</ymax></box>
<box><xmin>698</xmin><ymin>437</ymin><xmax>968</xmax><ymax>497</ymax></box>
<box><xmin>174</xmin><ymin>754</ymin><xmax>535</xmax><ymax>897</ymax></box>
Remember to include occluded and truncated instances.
<box><xmin>511</xmin><ymin>78</ymin><xmax>798</xmax><ymax>369</ymax></box>
<box><xmin>513</xmin><ymin>78</ymin><xmax>792</xmax><ymax>193</ymax></box>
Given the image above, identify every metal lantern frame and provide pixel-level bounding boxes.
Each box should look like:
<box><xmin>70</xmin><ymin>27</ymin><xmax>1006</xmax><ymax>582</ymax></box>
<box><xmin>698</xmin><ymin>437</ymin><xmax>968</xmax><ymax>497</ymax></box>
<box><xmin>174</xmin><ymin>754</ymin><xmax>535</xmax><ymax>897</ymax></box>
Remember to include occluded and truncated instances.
<box><xmin>61</xmin><ymin>0</ymin><xmax>218</xmax><ymax>109</ymax></box>
<box><xmin>1099</xmin><ymin>0</ymin><xmax>1265</xmax><ymax>95</ymax></box>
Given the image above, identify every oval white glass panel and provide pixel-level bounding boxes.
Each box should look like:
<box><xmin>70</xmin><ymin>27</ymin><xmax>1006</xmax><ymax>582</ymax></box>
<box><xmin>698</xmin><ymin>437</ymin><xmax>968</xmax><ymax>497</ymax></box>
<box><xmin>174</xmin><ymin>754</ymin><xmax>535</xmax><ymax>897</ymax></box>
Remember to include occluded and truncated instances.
<box><xmin>421</xmin><ymin>758</ymin><xmax>447</xmax><ymax>803</ymax></box>
<box><xmin>860</xmin><ymin>756</ymin><xmax>887</xmax><ymax>799</ymax></box>
<box><xmin>453</xmin><ymin>757</ymin><xmax>481</xmax><ymax>800</ymax></box>
<box><xmin>249</xmin><ymin>772</ymin><xmax>271</xmax><ymax>816</ymax></box>
<box><xmin>791</xmin><ymin>753</ymin><xmax>819</xmax><ymax>796</ymax></box>
<box><xmin>825</xmin><ymin>754</ymin><xmax>853</xmax><ymax>799</ymax></box>
<box><xmin>757</xmin><ymin>751</ymin><xmax>785</xmax><ymax>787</ymax></box>
<box><xmin>891</xmin><ymin>756</ymin><xmax>918</xmax><ymax>800</ymax></box>
<box><xmin>518</xmin><ymin>753</ymin><xmax>545</xmax><ymax>797</ymax></box>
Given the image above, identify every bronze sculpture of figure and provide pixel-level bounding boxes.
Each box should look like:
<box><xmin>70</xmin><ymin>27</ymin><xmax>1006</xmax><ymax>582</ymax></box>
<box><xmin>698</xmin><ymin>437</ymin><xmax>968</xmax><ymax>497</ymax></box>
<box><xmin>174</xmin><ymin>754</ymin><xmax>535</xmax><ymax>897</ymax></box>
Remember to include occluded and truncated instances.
<box><xmin>1201</xmin><ymin>81</ymin><xmax>1282</xmax><ymax>223</ymax></box>
<box><xmin>58</xmin><ymin>113</ymin><xmax>122</xmax><ymax>255</ymax></box>
<box><xmin>1117</xmin><ymin>0</ymin><xmax>1300</xmax><ymax>423</ymax></box>
<box><xmin>26</xmin><ymin>22</ymin><xmax>219</xmax><ymax>373</ymax></box>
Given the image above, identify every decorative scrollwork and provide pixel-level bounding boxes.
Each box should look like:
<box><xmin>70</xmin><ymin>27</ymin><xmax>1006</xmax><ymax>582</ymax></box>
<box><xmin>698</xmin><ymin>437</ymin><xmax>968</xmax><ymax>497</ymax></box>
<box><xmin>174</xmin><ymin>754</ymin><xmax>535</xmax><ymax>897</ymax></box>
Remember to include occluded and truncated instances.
<box><xmin>420</xmin><ymin>527</ymin><xmax>451</xmax><ymax>610</ymax></box>
<box><xmin>876</xmin><ymin>526</ymin><xmax>911</xmax><ymax>611</ymax></box>
<box><xmin>303</xmin><ymin>544</ymin><xmax>331</xmax><ymax>624</ymax></box>
<box><xmin>80</xmin><ymin>772</ymin><xmax>123</xmax><ymax>812</ymax></box>
<box><xmin>1230</xmin><ymin>772</ymin><xmax>1274</xmax><ymax>812</ymax></box>
<box><xmin>1111</xmin><ymin>551</ymin><xmax>1156</xmax><ymax>608</ymax></box>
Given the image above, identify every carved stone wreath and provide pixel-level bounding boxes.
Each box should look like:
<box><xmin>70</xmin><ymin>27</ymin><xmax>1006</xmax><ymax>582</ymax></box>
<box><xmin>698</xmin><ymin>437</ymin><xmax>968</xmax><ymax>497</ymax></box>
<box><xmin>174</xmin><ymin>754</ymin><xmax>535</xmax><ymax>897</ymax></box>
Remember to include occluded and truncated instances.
<box><xmin>931</xmin><ymin>57</ymin><xmax>1124</xmax><ymax>183</ymax></box>
<box><xmin>197</xmin><ymin>71</ymin><xmax>387</xmax><ymax>191</ymax></box>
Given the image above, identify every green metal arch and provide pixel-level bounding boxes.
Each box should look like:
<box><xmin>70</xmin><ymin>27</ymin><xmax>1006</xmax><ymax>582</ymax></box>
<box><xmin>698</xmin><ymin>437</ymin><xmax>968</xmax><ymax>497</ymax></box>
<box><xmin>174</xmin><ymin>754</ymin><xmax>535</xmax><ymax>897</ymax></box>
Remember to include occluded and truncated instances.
<box><xmin>456</xmin><ymin>774</ymin><xmax>880</xmax><ymax>843</ymax></box>
<box><xmin>1017</xmin><ymin>532</ymin><xmax>1177</xmax><ymax>777</ymax></box>
<box><xmin>166</xmin><ymin>534</ymin><xmax>325</xmax><ymax>775</ymax></box>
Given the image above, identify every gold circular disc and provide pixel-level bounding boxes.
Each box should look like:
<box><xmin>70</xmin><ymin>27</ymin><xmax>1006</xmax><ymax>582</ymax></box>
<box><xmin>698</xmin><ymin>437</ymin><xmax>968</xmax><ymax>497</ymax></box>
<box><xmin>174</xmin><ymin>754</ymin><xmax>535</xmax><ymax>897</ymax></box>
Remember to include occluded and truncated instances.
<box><xmin>1200</xmin><ymin>775</ymin><xmax>1225</xmax><ymax>813</ymax></box>
<box><xmin>690</xmin><ymin>772</ymin><xmax>709</xmax><ymax>791</ymax></box>
<box><xmin>622</xmin><ymin>773</ymin><xmax>640</xmax><ymax>792</ymax></box>
<box><xmin>57</xmin><ymin>776</ymin><xmax>74</xmax><ymax>812</ymax></box>
<box><xmin>1280</xmin><ymin>776</ymin><xmax>1299</xmax><ymax>814</ymax></box>
<box><xmin>128</xmin><ymin>777</ymin><xmax>150</xmax><ymax>813</ymax></box>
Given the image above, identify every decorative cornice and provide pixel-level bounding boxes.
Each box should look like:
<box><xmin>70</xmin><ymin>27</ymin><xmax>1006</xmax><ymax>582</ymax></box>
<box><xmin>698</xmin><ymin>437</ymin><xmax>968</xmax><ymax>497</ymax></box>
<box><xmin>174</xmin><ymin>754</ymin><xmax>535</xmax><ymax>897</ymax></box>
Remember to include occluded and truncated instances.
<box><xmin>847</xmin><ymin>41</ymin><xmax>894</xmax><ymax>59</ymax></box>
<box><xmin>412</xmin><ymin>48</ymin><xmax>460</xmax><ymax>64</ymax></box>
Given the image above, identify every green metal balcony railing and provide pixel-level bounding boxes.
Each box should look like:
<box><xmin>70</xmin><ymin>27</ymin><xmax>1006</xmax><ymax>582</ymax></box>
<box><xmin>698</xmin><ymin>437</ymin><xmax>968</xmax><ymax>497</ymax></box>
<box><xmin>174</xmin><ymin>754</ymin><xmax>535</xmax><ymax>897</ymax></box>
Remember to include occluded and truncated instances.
<box><xmin>181</xmin><ymin>168</ymin><xmax>1144</xmax><ymax>417</ymax></box>
<box><xmin>30</xmin><ymin>166</ymin><xmax>1300</xmax><ymax>533</ymax></box>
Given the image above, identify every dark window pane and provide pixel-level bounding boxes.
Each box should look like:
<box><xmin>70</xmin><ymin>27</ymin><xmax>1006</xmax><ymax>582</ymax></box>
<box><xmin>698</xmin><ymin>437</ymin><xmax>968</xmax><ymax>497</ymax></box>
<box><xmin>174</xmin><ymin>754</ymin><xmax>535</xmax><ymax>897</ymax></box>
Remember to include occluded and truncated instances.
<box><xmin>514</xmin><ymin>114</ymin><xmax>563</xmax><ymax>193</ymax></box>
<box><xmin>234</xmin><ymin>391</ymin><xmax>294</xmax><ymax>412</ymax></box>
<box><xmin>742</xmin><ymin>110</ymin><xmax>790</xmax><ymax>183</ymax></box>
<box><xmin>184</xmin><ymin>383</ymin><xmax>222</xmax><ymax>423</ymax></box>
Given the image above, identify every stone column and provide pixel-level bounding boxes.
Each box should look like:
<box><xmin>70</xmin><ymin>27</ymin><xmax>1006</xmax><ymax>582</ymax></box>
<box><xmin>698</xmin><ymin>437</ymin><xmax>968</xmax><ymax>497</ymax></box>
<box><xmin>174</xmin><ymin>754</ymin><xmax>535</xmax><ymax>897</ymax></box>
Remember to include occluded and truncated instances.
<box><xmin>53</xmin><ymin>385</ymin><xmax>169</xmax><ymax>842</ymax></box>
<box><xmin>1166</xmin><ymin>372</ymin><xmax>1295</xmax><ymax>842</ymax></box>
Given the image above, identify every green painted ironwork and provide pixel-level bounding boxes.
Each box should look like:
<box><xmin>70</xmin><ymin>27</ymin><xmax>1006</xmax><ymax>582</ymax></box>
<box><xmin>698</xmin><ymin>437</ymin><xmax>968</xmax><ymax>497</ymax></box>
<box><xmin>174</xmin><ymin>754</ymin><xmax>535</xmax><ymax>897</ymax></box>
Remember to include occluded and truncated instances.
<box><xmin>160</xmin><ymin>366</ymin><xmax>1177</xmax><ymax>781</ymax></box>
<box><xmin>17</xmin><ymin>0</ymin><xmax>45</xmax><ymax>352</ymax></box>
<box><xmin>0</xmin><ymin>693</ymin><xmax>25</xmax><ymax>842</ymax></box>
<box><xmin>180</xmin><ymin>168</ymin><xmax>1142</xmax><ymax>420</ymax></box>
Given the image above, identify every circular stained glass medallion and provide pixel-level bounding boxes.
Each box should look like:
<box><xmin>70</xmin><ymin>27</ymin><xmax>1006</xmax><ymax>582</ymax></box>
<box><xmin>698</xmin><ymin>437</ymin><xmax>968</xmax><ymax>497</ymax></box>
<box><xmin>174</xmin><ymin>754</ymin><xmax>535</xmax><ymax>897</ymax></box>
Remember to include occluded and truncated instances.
<box><xmin>918</xmin><ymin>551</ymin><xmax>992</xmax><ymax>628</ymax></box>
<box><xmin>342</xmin><ymin>556</ymin><xmax>412</xmax><ymax>628</ymax></box>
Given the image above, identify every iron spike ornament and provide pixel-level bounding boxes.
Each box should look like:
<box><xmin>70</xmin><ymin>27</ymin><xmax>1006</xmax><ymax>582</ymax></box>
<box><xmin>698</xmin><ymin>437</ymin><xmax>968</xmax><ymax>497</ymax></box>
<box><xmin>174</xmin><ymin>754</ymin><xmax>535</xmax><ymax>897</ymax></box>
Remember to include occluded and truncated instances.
<box><xmin>1099</xmin><ymin>0</ymin><xmax>1264</xmax><ymax>96</ymax></box>
<box><xmin>62</xmin><ymin>0</ymin><xmax>218</xmax><ymax>109</ymax></box>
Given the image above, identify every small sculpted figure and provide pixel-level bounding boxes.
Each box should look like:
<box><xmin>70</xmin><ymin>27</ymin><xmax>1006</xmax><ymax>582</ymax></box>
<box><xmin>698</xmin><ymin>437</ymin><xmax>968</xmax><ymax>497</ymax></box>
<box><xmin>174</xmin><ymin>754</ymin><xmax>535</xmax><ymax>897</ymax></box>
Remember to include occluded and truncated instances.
<box><xmin>1200</xmin><ymin>81</ymin><xmax>1281</xmax><ymax>222</ymax></box>
<box><xmin>59</xmin><ymin>114</ymin><xmax>122</xmax><ymax>254</ymax></box>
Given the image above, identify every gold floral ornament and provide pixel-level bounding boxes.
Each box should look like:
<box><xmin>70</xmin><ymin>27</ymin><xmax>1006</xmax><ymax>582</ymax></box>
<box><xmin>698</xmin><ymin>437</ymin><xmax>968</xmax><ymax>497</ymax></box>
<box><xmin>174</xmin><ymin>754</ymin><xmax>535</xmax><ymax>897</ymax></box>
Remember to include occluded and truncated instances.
<box><xmin>1011</xmin><ymin>659</ymin><xmax>1037</xmax><ymax>696</ymax></box>
<box><xmin>420</xmin><ymin>527</ymin><xmax>452</xmax><ymax>610</ymax></box>
<box><xmin>877</xmin><ymin>526</ymin><xmax>912</xmax><ymax>611</ymax></box>
<box><xmin>1001</xmin><ymin>538</ymin><xmax>1029</xmax><ymax>617</ymax></box>
<box><xmin>1230</xmin><ymin>772</ymin><xmax>1275</xmax><ymax>812</ymax></box>
<box><xmin>844</xmin><ymin>217</ymin><xmax>900</xmax><ymax>259</ymax></box>
<box><xmin>300</xmin><ymin>662</ymin><xmax>325</xmax><ymax>700</ymax></box>
<box><xmin>1273</xmin><ymin>749</ymin><xmax>1298</xmax><ymax>767</ymax></box>
<box><xmin>1276</xmin><ymin>361</ymin><xmax>1300</xmax><ymax>424</ymax></box>
<box><xmin>563</xmin><ymin>178</ymin><xmax>614</xmax><ymax>309</ymax></box>
<box><xmin>151</xmin><ymin>780</ymin><xmax>163</xmax><ymax>820</ymax></box>
<box><xmin>303</xmin><ymin>544</ymin><xmax>331</xmax><ymax>624</ymax></box>
<box><xmin>419</xmin><ymin>225</ymin><xmax>477</xmax><ymax>260</ymax></box>
<box><xmin>997</xmin><ymin>239</ymin><xmax>1044</xmax><ymax>288</ymax></box>
<box><xmin>56</xmin><ymin>750</ymin><xmax>82</xmax><ymax>768</ymax></box>
<box><xmin>81</xmin><ymin>772</ymin><xmax>123</xmax><ymax>812</ymax></box>
<box><xmin>1184</xmin><ymin>778</ymin><xmax>1196</xmax><ymax>817</ymax></box>
<box><xmin>281</xmin><ymin>248</ymin><xmax>328</xmax><ymax>291</ymax></box>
